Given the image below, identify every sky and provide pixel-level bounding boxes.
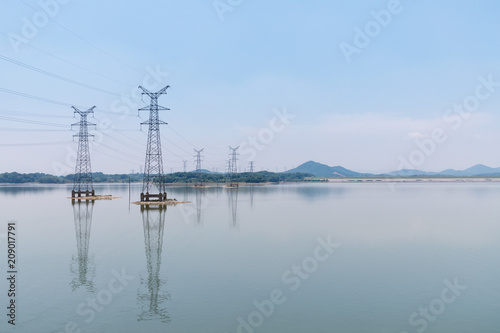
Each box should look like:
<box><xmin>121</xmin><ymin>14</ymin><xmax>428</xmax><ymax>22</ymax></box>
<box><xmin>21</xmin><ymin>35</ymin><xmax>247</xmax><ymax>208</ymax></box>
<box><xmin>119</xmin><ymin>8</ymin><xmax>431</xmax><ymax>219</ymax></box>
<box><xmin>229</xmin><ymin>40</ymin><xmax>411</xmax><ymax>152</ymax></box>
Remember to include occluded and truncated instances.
<box><xmin>1</xmin><ymin>0</ymin><xmax>500</xmax><ymax>174</ymax></box>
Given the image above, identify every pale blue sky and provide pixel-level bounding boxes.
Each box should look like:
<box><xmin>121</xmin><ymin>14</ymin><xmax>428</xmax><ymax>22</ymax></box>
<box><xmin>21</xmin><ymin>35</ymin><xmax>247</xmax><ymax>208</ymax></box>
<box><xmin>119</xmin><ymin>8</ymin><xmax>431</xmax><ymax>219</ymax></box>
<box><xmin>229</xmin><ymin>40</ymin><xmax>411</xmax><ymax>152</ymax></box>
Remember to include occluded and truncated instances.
<box><xmin>1</xmin><ymin>0</ymin><xmax>500</xmax><ymax>174</ymax></box>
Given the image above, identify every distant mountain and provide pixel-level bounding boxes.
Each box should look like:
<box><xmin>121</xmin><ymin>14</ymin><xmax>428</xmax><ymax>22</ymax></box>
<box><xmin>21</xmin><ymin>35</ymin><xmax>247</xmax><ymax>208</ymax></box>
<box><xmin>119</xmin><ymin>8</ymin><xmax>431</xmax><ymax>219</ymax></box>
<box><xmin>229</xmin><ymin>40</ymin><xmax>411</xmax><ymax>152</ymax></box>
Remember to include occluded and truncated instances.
<box><xmin>189</xmin><ymin>169</ymin><xmax>214</xmax><ymax>173</ymax></box>
<box><xmin>285</xmin><ymin>161</ymin><xmax>372</xmax><ymax>177</ymax></box>
<box><xmin>378</xmin><ymin>164</ymin><xmax>500</xmax><ymax>177</ymax></box>
<box><xmin>287</xmin><ymin>161</ymin><xmax>500</xmax><ymax>178</ymax></box>
<box><xmin>462</xmin><ymin>164</ymin><xmax>500</xmax><ymax>176</ymax></box>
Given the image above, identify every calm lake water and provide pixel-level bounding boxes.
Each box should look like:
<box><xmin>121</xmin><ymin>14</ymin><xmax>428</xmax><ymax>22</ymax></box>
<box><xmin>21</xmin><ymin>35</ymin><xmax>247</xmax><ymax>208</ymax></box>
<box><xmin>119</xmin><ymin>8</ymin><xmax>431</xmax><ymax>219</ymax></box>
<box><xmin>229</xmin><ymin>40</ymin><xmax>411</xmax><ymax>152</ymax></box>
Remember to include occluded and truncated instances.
<box><xmin>1</xmin><ymin>182</ymin><xmax>500</xmax><ymax>333</ymax></box>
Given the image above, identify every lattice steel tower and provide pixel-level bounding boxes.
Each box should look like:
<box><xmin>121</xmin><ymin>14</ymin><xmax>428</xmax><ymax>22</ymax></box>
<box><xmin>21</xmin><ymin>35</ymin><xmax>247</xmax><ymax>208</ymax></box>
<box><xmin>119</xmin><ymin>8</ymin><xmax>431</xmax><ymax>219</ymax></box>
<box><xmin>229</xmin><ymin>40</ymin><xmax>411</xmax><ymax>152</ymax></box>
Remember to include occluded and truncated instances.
<box><xmin>229</xmin><ymin>146</ymin><xmax>239</xmax><ymax>174</ymax></box>
<box><xmin>194</xmin><ymin>148</ymin><xmax>204</xmax><ymax>172</ymax></box>
<box><xmin>194</xmin><ymin>148</ymin><xmax>204</xmax><ymax>187</ymax></box>
<box><xmin>71</xmin><ymin>106</ymin><xmax>96</xmax><ymax>198</ymax></box>
<box><xmin>139</xmin><ymin>85</ymin><xmax>170</xmax><ymax>202</ymax></box>
<box><xmin>227</xmin><ymin>146</ymin><xmax>239</xmax><ymax>188</ymax></box>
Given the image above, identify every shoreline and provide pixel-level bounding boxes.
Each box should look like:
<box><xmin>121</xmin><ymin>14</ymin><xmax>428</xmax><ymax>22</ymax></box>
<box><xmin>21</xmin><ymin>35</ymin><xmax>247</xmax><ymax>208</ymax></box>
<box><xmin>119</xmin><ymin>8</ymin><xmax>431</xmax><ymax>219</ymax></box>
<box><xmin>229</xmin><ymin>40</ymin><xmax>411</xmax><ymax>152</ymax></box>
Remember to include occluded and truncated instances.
<box><xmin>2</xmin><ymin>178</ymin><xmax>500</xmax><ymax>186</ymax></box>
<box><xmin>321</xmin><ymin>177</ymin><xmax>500</xmax><ymax>183</ymax></box>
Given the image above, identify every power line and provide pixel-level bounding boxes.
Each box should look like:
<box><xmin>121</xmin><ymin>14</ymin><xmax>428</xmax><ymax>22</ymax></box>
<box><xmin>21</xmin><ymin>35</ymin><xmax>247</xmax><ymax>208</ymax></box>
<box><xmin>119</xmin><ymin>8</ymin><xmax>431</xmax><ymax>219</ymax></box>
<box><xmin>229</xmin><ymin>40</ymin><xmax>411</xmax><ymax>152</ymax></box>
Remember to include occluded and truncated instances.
<box><xmin>0</xmin><ymin>108</ymin><xmax>73</xmax><ymax>118</ymax></box>
<box><xmin>167</xmin><ymin>124</ymin><xmax>200</xmax><ymax>149</ymax></box>
<box><xmin>0</xmin><ymin>54</ymin><xmax>120</xmax><ymax>97</ymax></box>
<box><xmin>0</xmin><ymin>30</ymin><xmax>129</xmax><ymax>88</ymax></box>
<box><xmin>0</xmin><ymin>128</ymin><xmax>69</xmax><ymax>132</ymax></box>
<box><xmin>17</xmin><ymin>0</ymin><xmax>142</xmax><ymax>75</ymax></box>
<box><xmin>0</xmin><ymin>140</ymin><xmax>72</xmax><ymax>147</ymax></box>
<box><xmin>0</xmin><ymin>86</ymin><xmax>72</xmax><ymax>107</ymax></box>
<box><xmin>0</xmin><ymin>115</ymin><xmax>68</xmax><ymax>127</ymax></box>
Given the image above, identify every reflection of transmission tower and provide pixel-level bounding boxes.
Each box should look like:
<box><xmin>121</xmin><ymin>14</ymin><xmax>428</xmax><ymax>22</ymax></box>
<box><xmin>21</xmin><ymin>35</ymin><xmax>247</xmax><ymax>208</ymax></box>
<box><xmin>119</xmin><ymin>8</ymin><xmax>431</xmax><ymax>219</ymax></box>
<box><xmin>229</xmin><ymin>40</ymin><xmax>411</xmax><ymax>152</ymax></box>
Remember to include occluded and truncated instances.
<box><xmin>71</xmin><ymin>106</ymin><xmax>96</xmax><ymax>198</ymax></box>
<box><xmin>138</xmin><ymin>205</ymin><xmax>170</xmax><ymax>323</ymax></box>
<box><xmin>227</xmin><ymin>189</ymin><xmax>239</xmax><ymax>227</ymax></box>
<box><xmin>70</xmin><ymin>200</ymin><xmax>95</xmax><ymax>291</ymax></box>
<box><xmin>139</xmin><ymin>86</ymin><xmax>170</xmax><ymax>202</ymax></box>
<box><xmin>195</xmin><ymin>189</ymin><xmax>203</xmax><ymax>225</ymax></box>
<box><xmin>227</xmin><ymin>146</ymin><xmax>239</xmax><ymax>188</ymax></box>
<box><xmin>194</xmin><ymin>148</ymin><xmax>204</xmax><ymax>187</ymax></box>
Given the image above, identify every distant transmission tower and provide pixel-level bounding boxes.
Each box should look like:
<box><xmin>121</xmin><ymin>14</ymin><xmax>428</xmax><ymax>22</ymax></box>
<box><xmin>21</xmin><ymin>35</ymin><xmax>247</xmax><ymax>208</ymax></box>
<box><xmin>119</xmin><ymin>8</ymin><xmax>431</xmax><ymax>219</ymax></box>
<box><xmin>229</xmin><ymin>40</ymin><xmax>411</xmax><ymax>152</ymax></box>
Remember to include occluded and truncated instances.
<box><xmin>194</xmin><ymin>148</ymin><xmax>204</xmax><ymax>187</ymax></box>
<box><xmin>227</xmin><ymin>146</ymin><xmax>239</xmax><ymax>188</ymax></box>
<box><xmin>71</xmin><ymin>106</ymin><xmax>96</xmax><ymax>198</ymax></box>
<box><xmin>194</xmin><ymin>148</ymin><xmax>204</xmax><ymax>172</ymax></box>
<box><xmin>139</xmin><ymin>85</ymin><xmax>170</xmax><ymax>202</ymax></box>
<box><xmin>249</xmin><ymin>161</ymin><xmax>255</xmax><ymax>173</ymax></box>
<box><xmin>183</xmin><ymin>160</ymin><xmax>188</xmax><ymax>173</ymax></box>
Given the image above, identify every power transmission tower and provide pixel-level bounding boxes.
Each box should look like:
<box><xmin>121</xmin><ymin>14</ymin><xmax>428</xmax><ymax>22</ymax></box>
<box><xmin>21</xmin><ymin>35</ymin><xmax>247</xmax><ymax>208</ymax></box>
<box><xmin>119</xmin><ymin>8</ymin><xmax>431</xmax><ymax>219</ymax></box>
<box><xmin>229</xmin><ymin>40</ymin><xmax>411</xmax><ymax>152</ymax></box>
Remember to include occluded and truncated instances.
<box><xmin>194</xmin><ymin>148</ymin><xmax>204</xmax><ymax>187</ymax></box>
<box><xmin>249</xmin><ymin>161</ymin><xmax>255</xmax><ymax>173</ymax></box>
<box><xmin>183</xmin><ymin>160</ymin><xmax>187</xmax><ymax>173</ymax></box>
<box><xmin>71</xmin><ymin>106</ymin><xmax>96</xmax><ymax>199</ymax></box>
<box><xmin>194</xmin><ymin>148</ymin><xmax>204</xmax><ymax>172</ymax></box>
<box><xmin>139</xmin><ymin>85</ymin><xmax>170</xmax><ymax>202</ymax></box>
<box><xmin>227</xmin><ymin>146</ymin><xmax>239</xmax><ymax>188</ymax></box>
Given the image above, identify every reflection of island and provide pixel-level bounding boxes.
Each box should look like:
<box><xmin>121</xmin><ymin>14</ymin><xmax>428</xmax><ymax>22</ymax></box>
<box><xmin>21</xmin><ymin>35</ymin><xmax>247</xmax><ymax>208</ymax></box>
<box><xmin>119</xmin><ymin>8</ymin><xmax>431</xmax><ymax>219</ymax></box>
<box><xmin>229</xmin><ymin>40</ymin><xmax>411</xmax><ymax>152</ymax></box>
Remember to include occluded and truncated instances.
<box><xmin>138</xmin><ymin>205</ymin><xmax>170</xmax><ymax>323</ymax></box>
<box><xmin>70</xmin><ymin>201</ymin><xmax>95</xmax><ymax>292</ymax></box>
<box><xmin>227</xmin><ymin>189</ymin><xmax>239</xmax><ymax>227</ymax></box>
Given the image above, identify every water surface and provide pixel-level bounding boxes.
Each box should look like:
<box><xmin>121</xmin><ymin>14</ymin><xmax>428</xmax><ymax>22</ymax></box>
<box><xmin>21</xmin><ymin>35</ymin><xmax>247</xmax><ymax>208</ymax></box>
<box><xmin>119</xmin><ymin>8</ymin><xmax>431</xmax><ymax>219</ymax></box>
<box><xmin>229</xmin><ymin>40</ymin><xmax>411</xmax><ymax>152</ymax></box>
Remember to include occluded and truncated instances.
<box><xmin>1</xmin><ymin>182</ymin><xmax>499</xmax><ymax>332</ymax></box>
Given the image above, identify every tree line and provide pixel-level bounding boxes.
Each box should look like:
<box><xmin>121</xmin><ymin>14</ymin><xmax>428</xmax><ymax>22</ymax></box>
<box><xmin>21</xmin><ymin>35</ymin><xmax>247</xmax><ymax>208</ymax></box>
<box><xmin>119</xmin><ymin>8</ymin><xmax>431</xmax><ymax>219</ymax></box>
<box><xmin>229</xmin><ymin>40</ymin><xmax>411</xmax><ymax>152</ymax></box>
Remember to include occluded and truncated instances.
<box><xmin>0</xmin><ymin>171</ymin><xmax>313</xmax><ymax>184</ymax></box>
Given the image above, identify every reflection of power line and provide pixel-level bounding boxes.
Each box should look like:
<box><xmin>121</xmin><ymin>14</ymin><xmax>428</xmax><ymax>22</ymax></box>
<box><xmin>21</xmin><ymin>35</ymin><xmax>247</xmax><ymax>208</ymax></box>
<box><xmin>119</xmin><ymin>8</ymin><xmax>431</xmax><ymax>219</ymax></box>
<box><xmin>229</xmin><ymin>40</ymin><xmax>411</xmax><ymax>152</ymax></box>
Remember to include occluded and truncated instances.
<box><xmin>138</xmin><ymin>205</ymin><xmax>170</xmax><ymax>323</ymax></box>
<box><xmin>70</xmin><ymin>200</ymin><xmax>95</xmax><ymax>292</ymax></box>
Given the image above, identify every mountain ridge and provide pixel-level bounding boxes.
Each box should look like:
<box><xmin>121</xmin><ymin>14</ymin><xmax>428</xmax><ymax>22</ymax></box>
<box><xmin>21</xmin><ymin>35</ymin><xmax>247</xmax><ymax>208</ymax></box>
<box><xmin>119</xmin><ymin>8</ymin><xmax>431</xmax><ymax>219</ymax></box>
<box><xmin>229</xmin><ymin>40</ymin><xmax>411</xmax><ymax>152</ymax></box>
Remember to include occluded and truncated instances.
<box><xmin>286</xmin><ymin>161</ymin><xmax>500</xmax><ymax>177</ymax></box>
